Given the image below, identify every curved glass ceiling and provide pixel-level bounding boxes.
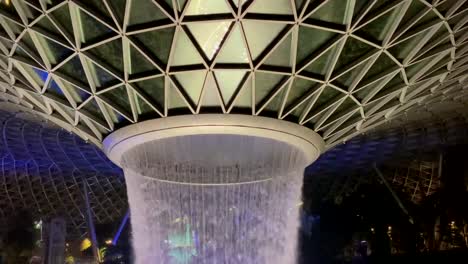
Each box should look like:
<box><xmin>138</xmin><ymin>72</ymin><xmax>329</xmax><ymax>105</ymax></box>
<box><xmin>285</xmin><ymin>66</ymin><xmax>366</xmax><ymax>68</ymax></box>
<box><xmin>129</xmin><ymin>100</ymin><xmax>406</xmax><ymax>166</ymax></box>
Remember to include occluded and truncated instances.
<box><xmin>0</xmin><ymin>0</ymin><xmax>467</xmax><ymax>147</ymax></box>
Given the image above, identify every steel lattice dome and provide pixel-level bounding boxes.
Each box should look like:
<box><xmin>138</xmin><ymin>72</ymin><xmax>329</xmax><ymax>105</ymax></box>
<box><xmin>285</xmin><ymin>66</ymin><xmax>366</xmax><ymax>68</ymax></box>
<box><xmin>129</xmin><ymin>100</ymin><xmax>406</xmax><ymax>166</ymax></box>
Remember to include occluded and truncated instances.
<box><xmin>0</xmin><ymin>0</ymin><xmax>467</xmax><ymax>148</ymax></box>
<box><xmin>0</xmin><ymin>0</ymin><xmax>468</xmax><ymax>238</ymax></box>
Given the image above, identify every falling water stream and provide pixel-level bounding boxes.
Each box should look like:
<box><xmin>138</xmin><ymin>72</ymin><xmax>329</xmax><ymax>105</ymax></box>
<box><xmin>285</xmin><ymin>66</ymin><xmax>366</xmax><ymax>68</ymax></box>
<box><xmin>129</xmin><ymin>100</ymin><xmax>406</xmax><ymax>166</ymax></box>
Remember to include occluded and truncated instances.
<box><xmin>122</xmin><ymin>134</ymin><xmax>308</xmax><ymax>264</ymax></box>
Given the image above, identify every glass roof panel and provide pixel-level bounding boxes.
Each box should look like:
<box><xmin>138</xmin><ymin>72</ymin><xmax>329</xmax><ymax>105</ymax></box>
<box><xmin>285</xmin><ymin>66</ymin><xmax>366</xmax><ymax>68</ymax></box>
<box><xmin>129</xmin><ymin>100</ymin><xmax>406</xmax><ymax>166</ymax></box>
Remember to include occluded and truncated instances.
<box><xmin>129</xmin><ymin>44</ymin><xmax>158</xmax><ymax>76</ymax></box>
<box><xmin>80</xmin><ymin>98</ymin><xmax>106</xmax><ymax>124</ymax></box>
<box><xmin>356</xmin><ymin>7</ymin><xmax>401</xmax><ymax>42</ymax></box>
<box><xmin>45</xmin><ymin>78</ymin><xmax>69</xmax><ymax>105</ymax></box>
<box><xmin>185</xmin><ymin>0</ymin><xmax>231</xmax><ymax>15</ymax></box>
<box><xmin>173</xmin><ymin>70</ymin><xmax>206</xmax><ymax>105</ymax></box>
<box><xmin>99</xmin><ymin>85</ymin><xmax>132</xmax><ymax>114</ymax></box>
<box><xmin>242</xmin><ymin>20</ymin><xmax>286</xmax><ymax>61</ymax></box>
<box><xmin>57</xmin><ymin>56</ymin><xmax>89</xmax><ymax>87</ymax></box>
<box><xmin>303</xmin><ymin>43</ymin><xmax>340</xmax><ymax>78</ymax></box>
<box><xmin>87</xmin><ymin>59</ymin><xmax>119</xmax><ymax>89</ymax></box>
<box><xmin>34</xmin><ymin>33</ymin><xmax>74</xmax><ymax>66</ymax></box>
<box><xmin>334</xmin><ymin>36</ymin><xmax>375</xmax><ymax>71</ymax></box>
<box><xmin>199</xmin><ymin>73</ymin><xmax>222</xmax><ymax>108</ymax></box>
<box><xmin>129</xmin><ymin>0</ymin><xmax>168</xmax><ymax>26</ymax></box>
<box><xmin>133</xmin><ymin>77</ymin><xmax>165</xmax><ymax>110</ymax></box>
<box><xmin>263</xmin><ymin>32</ymin><xmax>292</xmax><ymax>68</ymax></box>
<box><xmin>168</xmin><ymin>82</ymin><xmax>190</xmax><ymax>110</ymax></box>
<box><xmin>106</xmin><ymin>0</ymin><xmax>126</xmax><ymax>24</ymax></box>
<box><xmin>263</xmin><ymin>83</ymin><xmax>287</xmax><ymax>113</ymax></box>
<box><xmin>215</xmin><ymin>24</ymin><xmax>249</xmax><ymax>64</ymax></box>
<box><xmin>57</xmin><ymin>78</ymin><xmax>91</xmax><ymax>104</ymax></box>
<box><xmin>214</xmin><ymin>70</ymin><xmax>248</xmax><ymax>104</ymax></box>
<box><xmin>171</xmin><ymin>30</ymin><xmax>204</xmax><ymax>66</ymax></box>
<box><xmin>307</xmin><ymin>0</ymin><xmax>347</xmax><ymax>25</ymax></box>
<box><xmin>286</xmin><ymin>77</ymin><xmax>320</xmax><ymax>109</ymax></box>
<box><xmin>231</xmin><ymin>74</ymin><xmax>252</xmax><ymax>109</ymax></box>
<box><xmin>254</xmin><ymin>72</ymin><xmax>287</xmax><ymax>106</ymax></box>
<box><xmin>133</xmin><ymin>27</ymin><xmax>175</xmax><ymax>65</ymax></box>
<box><xmin>88</xmin><ymin>38</ymin><xmax>123</xmax><ymax>73</ymax></box>
<box><xmin>248</xmin><ymin>0</ymin><xmax>293</xmax><ymax>15</ymax></box>
<box><xmin>78</xmin><ymin>8</ymin><xmax>114</xmax><ymax>44</ymax></box>
<box><xmin>49</xmin><ymin>3</ymin><xmax>74</xmax><ymax>38</ymax></box>
<box><xmin>296</xmin><ymin>26</ymin><xmax>339</xmax><ymax>65</ymax></box>
<box><xmin>187</xmin><ymin>21</ymin><xmax>231</xmax><ymax>60</ymax></box>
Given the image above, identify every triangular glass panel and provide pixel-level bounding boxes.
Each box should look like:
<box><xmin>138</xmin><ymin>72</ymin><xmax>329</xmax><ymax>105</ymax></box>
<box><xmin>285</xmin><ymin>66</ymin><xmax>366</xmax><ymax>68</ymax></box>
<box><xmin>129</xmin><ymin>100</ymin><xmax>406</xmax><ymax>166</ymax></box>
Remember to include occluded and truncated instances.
<box><xmin>248</xmin><ymin>0</ymin><xmax>293</xmax><ymax>15</ymax></box>
<box><xmin>98</xmin><ymin>85</ymin><xmax>132</xmax><ymax>117</ymax></box>
<box><xmin>302</xmin><ymin>44</ymin><xmax>339</xmax><ymax>78</ymax></box>
<box><xmin>285</xmin><ymin>77</ymin><xmax>320</xmax><ymax>111</ymax></box>
<box><xmin>106</xmin><ymin>0</ymin><xmax>126</xmax><ymax>25</ymax></box>
<box><xmin>168</xmin><ymin>83</ymin><xmax>191</xmax><ymax>112</ymax></box>
<box><xmin>132</xmin><ymin>27</ymin><xmax>175</xmax><ymax>66</ymax></box>
<box><xmin>389</xmin><ymin>29</ymin><xmax>434</xmax><ymax>61</ymax></box>
<box><xmin>185</xmin><ymin>0</ymin><xmax>231</xmax><ymax>15</ymax></box>
<box><xmin>78</xmin><ymin>7</ymin><xmax>114</xmax><ymax>44</ymax></box>
<box><xmin>56</xmin><ymin>56</ymin><xmax>89</xmax><ymax>87</ymax></box>
<box><xmin>34</xmin><ymin>15</ymin><xmax>65</xmax><ymax>41</ymax></box>
<box><xmin>353</xmin><ymin>73</ymin><xmax>394</xmax><ymax>102</ymax></box>
<box><xmin>254</xmin><ymin>72</ymin><xmax>288</xmax><ymax>106</ymax></box>
<box><xmin>352</xmin><ymin>0</ymin><xmax>372</xmax><ymax>20</ymax></box>
<box><xmin>216</xmin><ymin>24</ymin><xmax>249</xmax><ymax>64</ymax></box>
<box><xmin>199</xmin><ymin>73</ymin><xmax>223</xmax><ymax>110</ymax></box>
<box><xmin>290</xmin><ymin>99</ymin><xmax>309</xmax><ymax>119</ymax></box>
<box><xmin>132</xmin><ymin>77</ymin><xmax>165</xmax><ymax>110</ymax></box>
<box><xmin>262</xmin><ymin>84</ymin><xmax>288</xmax><ymax>113</ymax></box>
<box><xmin>129</xmin><ymin>0</ymin><xmax>169</xmax><ymax>27</ymax></box>
<box><xmin>369</xmin><ymin>73</ymin><xmax>405</xmax><ymax>102</ymax></box>
<box><xmin>334</xmin><ymin>61</ymin><xmax>370</xmax><ymax>88</ymax></box>
<box><xmin>355</xmin><ymin>6</ymin><xmax>401</xmax><ymax>43</ymax></box>
<box><xmin>87</xmin><ymin>38</ymin><xmax>123</xmax><ymax>73</ymax></box>
<box><xmin>263</xmin><ymin>32</ymin><xmax>292</xmax><ymax>68</ymax></box>
<box><xmin>324</xmin><ymin>97</ymin><xmax>359</xmax><ymax>126</ymax></box>
<box><xmin>177</xmin><ymin>0</ymin><xmax>188</xmax><ymax>12</ymax></box>
<box><xmin>34</xmin><ymin>33</ymin><xmax>74</xmax><ymax>66</ymax></box>
<box><xmin>79</xmin><ymin>0</ymin><xmax>114</xmax><ymax>19</ymax></box>
<box><xmin>242</xmin><ymin>20</ymin><xmax>286</xmax><ymax>61</ymax></box>
<box><xmin>171</xmin><ymin>30</ymin><xmax>204</xmax><ymax>66</ymax></box>
<box><xmin>173</xmin><ymin>70</ymin><xmax>206</xmax><ymax>105</ymax></box>
<box><xmin>44</xmin><ymin>78</ymin><xmax>70</xmax><ymax>106</ymax></box>
<box><xmin>325</xmin><ymin>110</ymin><xmax>361</xmax><ymax>138</ymax></box>
<box><xmin>231</xmin><ymin>75</ymin><xmax>252</xmax><ymax>111</ymax></box>
<box><xmin>412</xmin><ymin>8</ymin><xmax>439</xmax><ymax>30</ymax></box>
<box><xmin>307</xmin><ymin>86</ymin><xmax>343</xmax><ymax>118</ymax></box>
<box><xmin>49</xmin><ymin>3</ymin><xmax>74</xmax><ymax>38</ymax></box>
<box><xmin>296</xmin><ymin>26</ymin><xmax>340</xmax><ymax>65</ymax></box>
<box><xmin>306</xmin><ymin>0</ymin><xmax>347</xmax><ymax>25</ymax></box>
<box><xmin>187</xmin><ymin>21</ymin><xmax>231</xmax><ymax>60</ymax></box>
<box><xmin>334</xmin><ymin>36</ymin><xmax>375</xmax><ymax>71</ymax></box>
<box><xmin>57</xmin><ymin>78</ymin><xmax>91</xmax><ymax>104</ymax></box>
<box><xmin>17</xmin><ymin>32</ymin><xmax>42</xmax><ymax>63</ymax></box>
<box><xmin>87</xmin><ymin>60</ymin><xmax>120</xmax><ymax>89</ymax></box>
<box><xmin>129</xmin><ymin>43</ymin><xmax>159</xmax><ymax>76</ymax></box>
<box><xmin>26</xmin><ymin>66</ymin><xmax>48</xmax><ymax>89</ymax></box>
<box><xmin>0</xmin><ymin>38</ymin><xmax>14</xmax><ymax>54</ymax></box>
<box><xmin>214</xmin><ymin>70</ymin><xmax>248</xmax><ymax>105</ymax></box>
<box><xmin>101</xmin><ymin>101</ymin><xmax>129</xmax><ymax>124</ymax></box>
<box><xmin>135</xmin><ymin>92</ymin><xmax>157</xmax><ymax>117</ymax></box>
<box><xmin>1</xmin><ymin>17</ymin><xmax>24</xmax><ymax>40</ymax></box>
<box><xmin>361</xmin><ymin>53</ymin><xmax>398</xmax><ymax>82</ymax></box>
<box><xmin>80</xmin><ymin>98</ymin><xmax>107</xmax><ymax>125</ymax></box>
<box><xmin>398</xmin><ymin>0</ymin><xmax>428</xmax><ymax>30</ymax></box>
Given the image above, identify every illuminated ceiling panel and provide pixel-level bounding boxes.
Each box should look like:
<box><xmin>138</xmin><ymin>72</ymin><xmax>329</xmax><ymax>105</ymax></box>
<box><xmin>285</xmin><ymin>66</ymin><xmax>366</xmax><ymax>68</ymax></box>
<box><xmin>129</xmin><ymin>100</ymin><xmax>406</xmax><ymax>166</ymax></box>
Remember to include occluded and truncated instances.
<box><xmin>0</xmin><ymin>0</ymin><xmax>465</xmax><ymax>148</ymax></box>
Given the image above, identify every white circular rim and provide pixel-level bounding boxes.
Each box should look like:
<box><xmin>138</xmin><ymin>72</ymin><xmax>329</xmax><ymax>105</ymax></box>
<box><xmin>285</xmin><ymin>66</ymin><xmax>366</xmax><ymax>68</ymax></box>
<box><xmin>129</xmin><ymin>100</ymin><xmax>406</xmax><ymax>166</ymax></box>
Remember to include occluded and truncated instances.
<box><xmin>103</xmin><ymin>114</ymin><xmax>325</xmax><ymax>167</ymax></box>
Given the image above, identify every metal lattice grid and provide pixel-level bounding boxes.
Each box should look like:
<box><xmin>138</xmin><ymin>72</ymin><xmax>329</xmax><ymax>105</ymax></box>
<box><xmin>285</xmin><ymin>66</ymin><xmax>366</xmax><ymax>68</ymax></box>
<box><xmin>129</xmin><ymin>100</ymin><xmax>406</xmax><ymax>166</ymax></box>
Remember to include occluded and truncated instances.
<box><xmin>0</xmin><ymin>106</ymin><xmax>125</xmax><ymax>238</ymax></box>
<box><xmin>0</xmin><ymin>0</ymin><xmax>466</xmax><ymax>147</ymax></box>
